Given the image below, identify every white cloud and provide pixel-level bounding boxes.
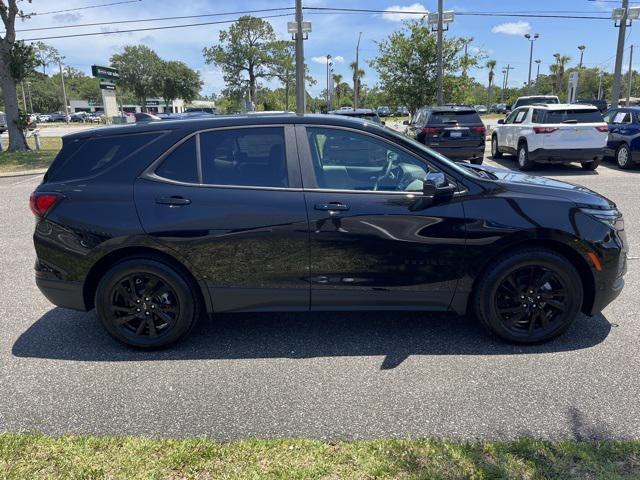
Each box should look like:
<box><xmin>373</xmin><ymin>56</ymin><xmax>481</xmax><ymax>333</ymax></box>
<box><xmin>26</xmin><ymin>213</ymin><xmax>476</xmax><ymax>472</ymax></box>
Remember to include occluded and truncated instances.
<box><xmin>311</xmin><ymin>55</ymin><xmax>344</xmax><ymax>65</ymax></box>
<box><xmin>491</xmin><ymin>21</ymin><xmax>531</xmax><ymax>36</ymax></box>
<box><xmin>382</xmin><ymin>3</ymin><xmax>428</xmax><ymax>22</ymax></box>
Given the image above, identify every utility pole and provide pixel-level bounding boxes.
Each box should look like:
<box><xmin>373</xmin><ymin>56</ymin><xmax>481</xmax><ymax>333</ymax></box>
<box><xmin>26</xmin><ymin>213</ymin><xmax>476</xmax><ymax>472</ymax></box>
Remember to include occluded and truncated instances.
<box><xmin>503</xmin><ymin>64</ymin><xmax>514</xmax><ymax>100</ymax></box>
<box><xmin>354</xmin><ymin>31</ymin><xmax>362</xmax><ymax>110</ymax></box>
<box><xmin>598</xmin><ymin>72</ymin><xmax>604</xmax><ymax>99</ymax></box>
<box><xmin>58</xmin><ymin>59</ymin><xmax>69</xmax><ymax>124</ymax></box>
<box><xmin>326</xmin><ymin>54</ymin><xmax>331</xmax><ymax>110</ymax></box>
<box><xmin>535</xmin><ymin>59</ymin><xmax>541</xmax><ymax>91</ymax></box>
<box><xmin>436</xmin><ymin>0</ymin><xmax>444</xmax><ymax>105</ymax></box>
<box><xmin>294</xmin><ymin>0</ymin><xmax>305</xmax><ymax>115</ymax></box>
<box><xmin>612</xmin><ymin>0</ymin><xmax>629</xmax><ymax>108</ymax></box>
<box><xmin>524</xmin><ymin>33</ymin><xmax>539</xmax><ymax>91</ymax></box>
<box><xmin>462</xmin><ymin>37</ymin><xmax>473</xmax><ymax>76</ymax></box>
<box><xmin>25</xmin><ymin>81</ymin><xmax>33</xmax><ymax>113</ymax></box>
<box><xmin>500</xmin><ymin>69</ymin><xmax>507</xmax><ymax>103</ymax></box>
<box><xmin>20</xmin><ymin>80</ymin><xmax>27</xmax><ymax>111</ymax></box>
<box><xmin>627</xmin><ymin>44</ymin><xmax>634</xmax><ymax>106</ymax></box>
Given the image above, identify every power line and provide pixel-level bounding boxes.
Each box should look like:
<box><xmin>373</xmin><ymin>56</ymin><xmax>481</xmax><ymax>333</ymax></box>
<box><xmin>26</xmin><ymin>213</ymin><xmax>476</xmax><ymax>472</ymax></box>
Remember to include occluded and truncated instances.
<box><xmin>27</xmin><ymin>0</ymin><xmax>142</xmax><ymax>16</ymax></box>
<box><xmin>15</xmin><ymin>7</ymin><xmax>295</xmax><ymax>33</ymax></box>
<box><xmin>21</xmin><ymin>13</ymin><xmax>293</xmax><ymax>41</ymax></box>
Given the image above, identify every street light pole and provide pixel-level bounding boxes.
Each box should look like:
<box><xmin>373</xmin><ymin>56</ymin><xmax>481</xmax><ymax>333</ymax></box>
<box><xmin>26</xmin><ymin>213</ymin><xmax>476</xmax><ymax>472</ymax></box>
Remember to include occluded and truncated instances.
<box><xmin>294</xmin><ymin>0</ymin><xmax>305</xmax><ymax>115</ymax></box>
<box><xmin>436</xmin><ymin>0</ymin><xmax>444</xmax><ymax>105</ymax></box>
<box><xmin>534</xmin><ymin>59</ymin><xmax>541</xmax><ymax>91</ymax></box>
<box><xmin>576</xmin><ymin>45</ymin><xmax>586</xmax><ymax>100</ymax></box>
<box><xmin>57</xmin><ymin>58</ymin><xmax>70</xmax><ymax>124</ymax></box>
<box><xmin>525</xmin><ymin>33</ymin><xmax>539</xmax><ymax>91</ymax></box>
<box><xmin>354</xmin><ymin>32</ymin><xmax>362</xmax><ymax>110</ymax></box>
<box><xmin>326</xmin><ymin>54</ymin><xmax>331</xmax><ymax>110</ymax></box>
<box><xmin>627</xmin><ymin>44</ymin><xmax>634</xmax><ymax>106</ymax></box>
<box><xmin>612</xmin><ymin>0</ymin><xmax>629</xmax><ymax>108</ymax></box>
<box><xmin>25</xmin><ymin>81</ymin><xmax>34</xmax><ymax>113</ymax></box>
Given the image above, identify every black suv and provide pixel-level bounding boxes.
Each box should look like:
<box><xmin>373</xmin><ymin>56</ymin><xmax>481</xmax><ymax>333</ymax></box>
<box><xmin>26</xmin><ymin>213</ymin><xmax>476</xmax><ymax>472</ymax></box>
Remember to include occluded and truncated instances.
<box><xmin>405</xmin><ymin>106</ymin><xmax>486</xmax><ymax>163</ymax></box>
<box><xmin>32</xmin><ymin>114</ymin><xmax>626</xmax><ymax>348</ymax></box>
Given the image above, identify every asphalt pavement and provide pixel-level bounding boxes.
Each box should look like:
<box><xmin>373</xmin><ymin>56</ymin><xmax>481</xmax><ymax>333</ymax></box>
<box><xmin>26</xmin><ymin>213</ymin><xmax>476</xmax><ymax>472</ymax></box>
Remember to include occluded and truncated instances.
<box><xmin>1</xmin><ymin>151</ymin><xmax>639</xmax><ymax>441</ymax></box>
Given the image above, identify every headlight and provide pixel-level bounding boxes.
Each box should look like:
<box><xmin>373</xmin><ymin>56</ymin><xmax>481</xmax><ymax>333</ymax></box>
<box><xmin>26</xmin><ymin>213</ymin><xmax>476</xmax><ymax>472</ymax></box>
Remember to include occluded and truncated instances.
<box><xmin>580</xmin><ymin>208</ymin><xmax>622</xmax><ymax>228</ymax></box>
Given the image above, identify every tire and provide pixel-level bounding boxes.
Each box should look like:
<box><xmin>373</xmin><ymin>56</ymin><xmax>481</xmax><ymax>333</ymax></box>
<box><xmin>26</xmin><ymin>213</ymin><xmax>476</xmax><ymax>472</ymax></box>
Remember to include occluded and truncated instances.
<box><xmin>95</xmin><ymin>258</ymin><xmax>202</xmax><ymax>348</ymax></box>
<box><xmin>581</xmin><ymin>158</ymin><xmax>600</xmax><ymax>170</ymax></box>
<box><xmin>491</xmin><ymin>135</ymin><xmax>502</xmax><ymax>158</ymax></box>
<box><xmin>517</xmin><ymin>142</ymin><xmax>535</xmax><ymax>171</ymax></box>
<box><xmin>470</xmin><ymin>157</ymin><xmax>484</xmax><ymax>165</ymax></box>
<box><xmin>472</xmin><ymin>248</ymin><xmax>583</xmax><ymax>344</ymax></box>
<box><xmin>616</xmin><ymin>143</ymin><xmax>633</xmax><ymax>170</ymax></box>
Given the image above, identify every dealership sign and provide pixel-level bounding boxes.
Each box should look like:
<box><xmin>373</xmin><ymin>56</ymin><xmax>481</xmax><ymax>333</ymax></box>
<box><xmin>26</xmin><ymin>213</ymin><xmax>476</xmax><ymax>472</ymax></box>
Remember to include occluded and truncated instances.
<box><xmin>99</xmin><ymin>81</ymin><xmax>116</xmax><ymax>90</ymax></box>
<box><xmin>91</xmin><ymin>65</ymin><xmax>120</xmax><ymax>80</ymax></box>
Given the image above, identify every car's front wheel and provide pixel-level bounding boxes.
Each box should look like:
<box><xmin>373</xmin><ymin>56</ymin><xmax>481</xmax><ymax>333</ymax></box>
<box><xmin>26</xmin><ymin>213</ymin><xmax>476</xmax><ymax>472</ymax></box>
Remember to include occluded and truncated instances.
<box><xmin>491</xmin><ymin>135</ymin><xmax>502</xmax><ymax>158</ymax></box>
<box><xmin>616</xmin><ymin>143</ymin><xmax>633</xmax><ymax>169</ymax></box>
<box><xmin>95</xmin><ymin>258</ymin><xmax>201</xmax><ymax>348</ymax></box>
<box><xmin>472</xmin><ymin>248</ymin><xmax>583</xmax><ymax>343</ymax></box>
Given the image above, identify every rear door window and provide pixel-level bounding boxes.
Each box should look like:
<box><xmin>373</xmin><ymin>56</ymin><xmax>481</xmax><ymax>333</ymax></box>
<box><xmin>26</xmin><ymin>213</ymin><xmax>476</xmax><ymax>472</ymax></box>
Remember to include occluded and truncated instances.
<box><xmin>199</xmin><ymin>127</ymin><xmax>288</xmax><ymax>188</ymax></box>
<box><xmin>612</xmin><ymin>111</ymin><xmax>632</xmax><ymax>124</ymax></box>
<box><xmin>46</xmin><ymin>132</ymin><xmax>162</xmax><ymax>182</ymax></box>
<box><xmin>428</xmin><ymin>111</ymin><xmax>481</xmax><ymax>124</ymax></box>
<box><xmin>155</xmin><ymin>136</ymin><xmax>198</xmax><ymax>183</ymax></box>
<box><xmin>541</xmin><ymin>109</ymin><xmax>603</xmax><ymax>124</ymax></box>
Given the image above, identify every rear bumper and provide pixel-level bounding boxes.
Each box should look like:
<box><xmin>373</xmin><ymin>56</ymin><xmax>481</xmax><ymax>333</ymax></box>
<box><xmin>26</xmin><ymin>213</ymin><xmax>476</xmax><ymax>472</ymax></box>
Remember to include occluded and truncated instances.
<box><xmin>429</xmin><ymin>144</ymin><xmax>485</xmax><ymax>160</ymax></box>
<box><xmin>36</xmin><ymin>276</ymin><xmax>87</xmax><ymax>311</ymax></box>
<box><xmin>528</xmin><ymin>147</ymin><xmax>604</xmax><ymax>163</ymax></box>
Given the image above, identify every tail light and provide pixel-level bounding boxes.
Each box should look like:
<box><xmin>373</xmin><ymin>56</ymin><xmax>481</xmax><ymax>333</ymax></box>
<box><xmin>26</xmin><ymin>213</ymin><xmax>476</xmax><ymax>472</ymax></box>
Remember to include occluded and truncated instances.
<box><xmin>29</xmin><ymin>192</ymin><xmax>63</xmax><ymax>217</ymax></box>
<box><xmin>533</xmin><ymin>126</ymin><xmax>558</xmax><ymax>134</ymax></box>
<box><xmin>422</xmin><ymin>127</ymin><xmax>442</xmax><ymax>135</ymax></box>
<box><xmin>472</xmin><ymin>126</ymin><xmax>486</xmax><ymax>135</ymax></box>
<box><xmin>595</xmin><ymin>125</ymin><xmax>609</xmax><ymax>132</ymax></box>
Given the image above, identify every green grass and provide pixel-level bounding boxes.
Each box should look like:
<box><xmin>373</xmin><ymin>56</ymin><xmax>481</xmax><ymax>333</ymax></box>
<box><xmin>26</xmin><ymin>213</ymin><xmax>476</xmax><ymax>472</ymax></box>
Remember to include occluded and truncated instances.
<box><xmin>0</xmin><ymin>137</ymin><xmax>61</xmax><ymax>173</ymax></box>
<box><xmin>1</xmin><ymin>434</ymin><xmax>639</xmax><ymax>479</ymax></box>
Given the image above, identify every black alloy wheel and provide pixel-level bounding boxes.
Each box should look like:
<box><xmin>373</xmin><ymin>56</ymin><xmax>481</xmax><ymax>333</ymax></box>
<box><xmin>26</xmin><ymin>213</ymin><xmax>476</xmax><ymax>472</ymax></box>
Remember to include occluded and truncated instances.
<box><xmin>96</xmin><ymin>258</ymin><xmax>200</xmax><ymax>348</ymax></box>
<box><xmin>473</xmin><ymin>248</ymin><xmax>582</xmax><ymax>343</ymax></box>
<box><xmin>494</xmin><ymin>266</ymin><xmax>569</xmax><ymax>338</ymax></box>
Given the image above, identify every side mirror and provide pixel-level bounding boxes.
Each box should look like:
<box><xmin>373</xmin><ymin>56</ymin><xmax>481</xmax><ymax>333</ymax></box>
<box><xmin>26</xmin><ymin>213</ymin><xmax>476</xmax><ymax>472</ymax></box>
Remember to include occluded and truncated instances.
<box><xmin>422</xmin><ymin>171</ymin><xmax>455</xmax><ymax>198</ymax></box>
<box><xmin>402</xmin><ymin>120</ymin><xmax>409</xmax><ymax>125</ymax></box>
<box><xmin>497</xmin><ymin>119</ymin><xmax>505</xmax><ymax>124</ymax></box>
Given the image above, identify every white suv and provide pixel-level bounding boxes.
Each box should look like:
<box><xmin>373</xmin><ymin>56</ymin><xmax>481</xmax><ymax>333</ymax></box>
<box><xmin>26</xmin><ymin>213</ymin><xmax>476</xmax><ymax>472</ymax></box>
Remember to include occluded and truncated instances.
<box><xmin>491</xmin><ymin>103</ymin><xmax>608</xmax><ymax>171</ymax></box>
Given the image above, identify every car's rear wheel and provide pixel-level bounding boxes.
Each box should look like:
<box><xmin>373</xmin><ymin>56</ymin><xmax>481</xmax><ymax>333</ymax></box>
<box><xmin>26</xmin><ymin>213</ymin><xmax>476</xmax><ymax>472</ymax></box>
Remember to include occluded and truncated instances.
<box><xmin>517</xmin><ymin>142</ymin><xmax>535</xmax><ymax>171</ymax></box>
<box><xmin>581</xmin><ymin>158</ymin><xmax>600</xmax><ymax>170</ymax></box>
<box><xmin>491</xmin><ymin>135</ymin><xmax>502</xmax><ymax>158</ymax></box>
<box><xmin>616</xmin><ymin>143</ymin><xmax>633</xmax><ymax>169</ymax></box>
<box><xmin>95</xmin><ymin>258</ymin><xmax>201</xmax><ymax>348</ymax></box>
<box><xmin>473</xmin><ymin>248</ymin><xmax>582</xmax><ymax>343</ymax></box>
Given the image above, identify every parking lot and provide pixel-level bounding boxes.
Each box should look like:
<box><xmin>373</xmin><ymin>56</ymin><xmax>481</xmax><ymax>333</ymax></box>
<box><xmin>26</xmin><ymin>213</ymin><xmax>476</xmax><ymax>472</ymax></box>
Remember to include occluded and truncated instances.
<box><xmin>1</xmin><ymin>146</ymin><xmax>639</xmax><ymax>441</ymax></box>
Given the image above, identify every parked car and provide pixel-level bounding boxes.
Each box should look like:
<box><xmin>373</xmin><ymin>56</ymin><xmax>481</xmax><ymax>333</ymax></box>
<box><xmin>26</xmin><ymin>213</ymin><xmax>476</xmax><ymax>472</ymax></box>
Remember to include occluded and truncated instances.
<box><xmin>490</xmin><ymin>103</ymin><xmax>508</xmax><ymax>114</ymax></box>
<box><xmin>576</xmin><ymin>99</ymin><xmax>608</xmax><ymax>113</ymax></box>
<box><xmin>0</xmin><ymin>111</ymin><xmax>6</xmax><ymax>133</ymax></box>
<box><xmin>70</xmin><ymin>112</ymin><xmax>88</xmax><ymax>122</ymax></box>
<box><xmin>395</xmin><ymin>106</ymin><xmax>410</xmax><ymax>116</ymax></box>
<box><xmin>48</xmin><ymin>112</ymin><xmax>69</xmax><ymax>122</ymax></box>
<box><xmin>31</xmin><ymin>114</ymin><xmax>627</xmax><ymax>348</ymax></box>
<box><xmin>474</xmin><ymin>105</ymin><xmax>488</xmax><ymax>114</ymax></box>
<box><xmin>328</xmin><ymin>108</ymin><xmax>382</xmax><ymax>124</ymax></box>
<box><xmin>602</xmin><ymin>106</ymin><xmax>640</xmax><ymax>169</ymax></box>
<box><xmin>404</xmin><ymin>105</ymin><xmax>486</xmax><ymax>164</ymax></box>
<box><xmin>36</xmin><ymin>113</ymin><xmax>51</xmax><ymax>122</ymax></box>
<box><xmin>185</xmin><ymin>107</ymin><xmax>217</xmax><ymax>115</ymax></box>
<box><xmin>510</xmin><ymin>95</ymin><xmax>560</xmax><ymax>111</ymax></box>
<box><xmin>134</xmin><ymin>112</ymin><xmax>162</xmax><ymax>123</ymax></box>
<box><xmin>377</xmin><ymin>106</ymin><xmax>391</xmax><ymax>117</ymax></box>
<box><xmin>491</xmin><ymin>103</ymin><xmax>607</xmax><ymax>171</ymax></box>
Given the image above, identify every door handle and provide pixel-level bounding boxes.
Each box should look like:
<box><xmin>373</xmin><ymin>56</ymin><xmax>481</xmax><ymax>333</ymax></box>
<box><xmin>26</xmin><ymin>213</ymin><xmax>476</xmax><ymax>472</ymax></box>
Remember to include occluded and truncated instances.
<box><xmin>314</xmin><ymin>202</ymin><xmax>350</xmax><ymax>211</ymax></box>
<box><xmin>155</xmin><ymin>196</ymin><xmax>191</xmax><ymax>206</ymax></box>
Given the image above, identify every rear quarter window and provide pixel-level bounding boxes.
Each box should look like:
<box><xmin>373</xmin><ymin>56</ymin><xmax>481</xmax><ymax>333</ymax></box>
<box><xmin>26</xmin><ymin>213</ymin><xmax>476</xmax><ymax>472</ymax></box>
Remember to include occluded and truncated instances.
<box><xmin>541</xmin><ymin>109</ymin><xmax>603</xmax><ymax>124</ymax></box>
<box><xmin>428</xmin><ymin>111</ymin><xmax>481</xmax><ymax>124</ymax></box>
<box><xmin>45</xmin><ymin>132</ymin><xmax>162</xmax><ymax>183</ymax></box>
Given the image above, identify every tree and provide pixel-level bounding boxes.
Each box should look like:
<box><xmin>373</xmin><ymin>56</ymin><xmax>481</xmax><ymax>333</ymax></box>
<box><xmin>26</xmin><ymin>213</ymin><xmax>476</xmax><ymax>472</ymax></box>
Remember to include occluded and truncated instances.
<box><xmin>203</xmin><ymin>16</ymin><xmax>276</xmax><ymax>108</ymax></box>
<box><xmin>350</xmin><ymin>61</ymin><xmax>365</xmax><ymax>106</ymax></box>
<box><xmin>552</xmin><ymin>53</ymin><xmax>571</xmax><ymax>95</ymax></box>
<box><xmin>268</xmin><ymin>40</ymin><xmax>295</xmax><ymax>111</ymax></box>
<box><xmin>159</xmin><ymin>60</ymin><xmax>201</xmax><ymax>111</ymax></box>
<box><xmin>110</xmin><ymin>45</ymin><xmax>163</xmax><ymax>110</ymax></box>
<box><xmin>0</xmin><ymin>0</ymin><xmax>33</xmax><ymax>151</ymax></box>
<box><xmin>486</xmin><ymin>59</ymin><xmax>496</xmax><ymax>108</ymax></box>
<box><xmin>369</xmin><ymin>18</ymin><xmax>474</xmax><ymax>113</ymax></box>
<box><xmin>32</xmin><ymin>41</ymin><xmax>60</xmax><ymax>74</ymax></box>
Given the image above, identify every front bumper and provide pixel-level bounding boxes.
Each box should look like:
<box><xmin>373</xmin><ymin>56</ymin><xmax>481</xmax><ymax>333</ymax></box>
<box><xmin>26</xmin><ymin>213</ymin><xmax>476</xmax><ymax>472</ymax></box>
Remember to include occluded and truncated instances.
<box><xmin>528</xmin><ymin>147</ymin><xmax>604</xmax><ymax>163</ymax></box>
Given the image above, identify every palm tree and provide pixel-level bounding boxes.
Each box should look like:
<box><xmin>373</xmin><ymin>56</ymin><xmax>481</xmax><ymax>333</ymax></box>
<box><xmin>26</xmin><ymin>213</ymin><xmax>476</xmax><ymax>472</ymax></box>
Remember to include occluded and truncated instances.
<box><xmin>350</xmin><ymin>61</ymin><xmax>365</xmax><ymax>107</ymax></box>
<box><xmin>553</xmin><ymin>53</ymin><xmax>571</xmax><ymax>95</ymax></box>
<box><xmin>486</xmin><ymin>59</ymin><xmax>497</xmax><ymax>108</ymax></box>
<box><xmin>332</xmin><ymin>73</ymin><xmax>343</xmax><ymax>105</ymax></box>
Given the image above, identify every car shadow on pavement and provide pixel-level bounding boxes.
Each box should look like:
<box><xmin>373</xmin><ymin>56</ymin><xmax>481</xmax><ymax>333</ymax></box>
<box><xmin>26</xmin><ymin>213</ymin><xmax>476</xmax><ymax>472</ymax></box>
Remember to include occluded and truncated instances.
<box><xmin>486</xmin><ymin>155</ymin><xmax>640</xmax><ymax>176</ymax></box>
<box><xmin>13</xmin><ymin>308</ymin><xmax>612</xmax><ymax>369</ymax></box>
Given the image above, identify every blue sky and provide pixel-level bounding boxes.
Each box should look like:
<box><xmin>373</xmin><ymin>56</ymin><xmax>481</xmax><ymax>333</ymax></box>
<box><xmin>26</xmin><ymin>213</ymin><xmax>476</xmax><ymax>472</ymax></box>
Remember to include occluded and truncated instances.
<box><xmin>16</xmin><ymin>0</ymin><xmax>636</xmax><ymax>97</ymax></box>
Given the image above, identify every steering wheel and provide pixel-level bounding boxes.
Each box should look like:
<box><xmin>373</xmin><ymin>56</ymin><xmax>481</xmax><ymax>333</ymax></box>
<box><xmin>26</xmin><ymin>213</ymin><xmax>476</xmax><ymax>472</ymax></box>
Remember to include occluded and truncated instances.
<box><xmin>373</xmin><ymin>157</ymin><xmax>395</xmax><ymax>191</ymax></box>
